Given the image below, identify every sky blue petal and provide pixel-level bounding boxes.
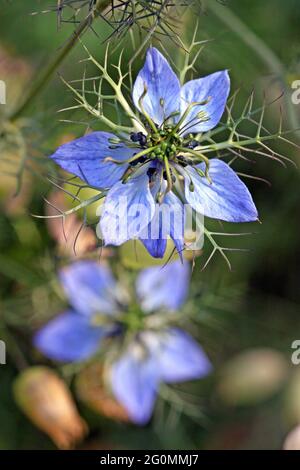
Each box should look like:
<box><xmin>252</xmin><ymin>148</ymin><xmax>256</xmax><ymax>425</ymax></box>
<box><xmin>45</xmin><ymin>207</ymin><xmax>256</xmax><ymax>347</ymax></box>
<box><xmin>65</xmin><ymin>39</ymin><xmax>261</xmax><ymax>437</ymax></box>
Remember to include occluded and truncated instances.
<box><xmin>100</xmin><ymin>172</ymin><xmax>155</xmax><ymax>246</ymax></box>
<box><xmin>132</xmin><ymin>47</ymin><xmax>181</xmax><ymax>126</ymax></box>
<box><xmin>136</xmin><ymin>260</ymin><xmax>190</xmax><ymax>312</ymax></box>
<box><xmin>163</xmin><ymin>190</ymin><xmax>185</xmax><ymax>258</ymax></box>
<box><xmin>184</xmin><ymin>159</ymin><xmax>258</xmax><ymax>222</ymax></box>
<box><xmin>153</xmin><ymin>328</ymin><xmax>212</xmax><ymax>383</ymax></box>
<box><xmin>139</xmin><ymin>203</ymin><xmax>167</xmax><ymax>258</ymax></box>
<box><xmin>34</xmin><ymin>310</ymin><xmax>104</xmax><ymax>362</ymax></box>
<box><xmin>141</xmin><ymin>236</ymin><xmax>167</xmax><ymax>259</ymax></box>
<box><xmin>49</xmin><ymin>132</ymin><xmax>133</xmax><ymax>189</ymax></box>
<box><xmin>139</xmin><ymin>181</ymin><xmax>185</xmax><ymax>258</ymax></box>
<box><xmin>180</xmin><ymin>71</ymin><xmax>230</xmax><ymax>135</ymax></box>
<box><xmin>59</xmin><ymin>260</ymin><xmax>119</xmax><ymax>316</ymax></box>
<box><xmin>110</xmin><ymin>346</ymin><xmax>159</xmax><ymax>425</ymax></box>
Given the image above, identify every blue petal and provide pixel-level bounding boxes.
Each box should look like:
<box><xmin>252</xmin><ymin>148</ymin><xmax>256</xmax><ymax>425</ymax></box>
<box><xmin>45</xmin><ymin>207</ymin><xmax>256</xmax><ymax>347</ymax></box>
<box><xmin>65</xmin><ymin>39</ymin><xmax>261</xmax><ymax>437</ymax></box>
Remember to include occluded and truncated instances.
<box><xmin>141</xmin><ymin>236</ymin><xmax>167</xmax><ymax>259</ymax></box>
<box><xmin>49</xmin><ymin>132</ymin><xmax>133</xmax><ymax>189</ymax></box>
<box><xmin>139</xmin><ymin>182</ymin><xmax>185</xmax><ymax>258</ymax></box>
<box><xmin>110</xmin><ymin>345</ymin><xmax>159</xmax><ymax>425</ymax></box>
<box><xmin>60</xmin><ymin>261</ymin><xmax>119</xmax><ymax>316</ymax></box>
<box><xmin>139</xmin><ymin>204</ymin><xmax>167</xmax><ymax>258</ymax></box>
<box><xmin>100</xmin><ymin>172</ymin><xmax>155</xmax><ymax>246</ymax></box>
<box><xmin>180</xmin><ymin>71</ymin><xmax>230</xmax><ymax>135</ymax></box>
<box><xmin>136</xmin><ymin>260</ymin><xmax>190</xmax><ymax>312</ymax></box>
<box><xmin>34</xmin><ymin>310</ymin><xmax>104</xmax><ymax>362</ymax></box>
<box><xmin>184</xmin><ymin>159</ymin><xmax>258</xmax><ymax>222</ymax></box>
<box><xmin>154</xmin><ymin>328</ymin><xmax>212</xmax><ymax>383</ymax></box>
<box><xmin>163</xmin><ymin>190</ymin><xmax>185</xmax><ymax>258</ymax></box>
<box><xmin>132</xmin><ymin>47</ymin><xmax>181</xmax><ymax>126</ymax></box>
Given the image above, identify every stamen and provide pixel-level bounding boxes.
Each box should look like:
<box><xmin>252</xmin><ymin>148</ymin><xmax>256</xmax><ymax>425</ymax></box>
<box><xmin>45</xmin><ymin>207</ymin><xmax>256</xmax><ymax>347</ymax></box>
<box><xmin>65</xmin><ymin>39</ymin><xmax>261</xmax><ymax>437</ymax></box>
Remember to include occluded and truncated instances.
<box><xmin>177</xmin><ymin>146</ymin><xmax>211</xmax><ymax>183</ymax></box>
<box><xmin>138</xmin><ymin>84</ymin><xmax>158</xmax><ymax>134</ymax></box>
<box><xmin>163</xmin><ymin>156</ymin><xmax>173</xmax><ymax>193</ymax></box>
<box><xmin>178</xmin><ymin>112</ymin><xmax>211</xmax><ymax>136</ymax></box>
<box><xmin>160</xmin><ymin>110</ymin><xmax>181</xmax><ymax>128</ymax></box>
<box><xmin>173</xmin><ymin>97</ymin><xmax>211</xmax><ymax>134</ymax></box>
<box><xmin>174</xmin><ymin>163</ymin><xmax>192</xmax><ymax>184</ymax></box>
<box><xmin>122</xmin><ymin>160</ymin><xmax>153</xmax><ymax>184</ymax></box>
<box><xmin>104</xmin><ymin>146</ymin><xmax>156</xmax><ymax>165</ymax></box>
<box><xmin>130</xmin><ymin>131</ymin><xmax>147</xmax><ymax>147</ymax></box>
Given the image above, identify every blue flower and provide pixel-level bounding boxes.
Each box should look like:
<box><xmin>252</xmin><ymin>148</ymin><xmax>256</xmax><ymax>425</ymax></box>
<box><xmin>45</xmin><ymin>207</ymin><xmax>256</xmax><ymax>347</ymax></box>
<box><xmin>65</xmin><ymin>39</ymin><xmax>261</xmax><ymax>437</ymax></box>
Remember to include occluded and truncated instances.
<box><xmin>34</xmin><ymin>260</ymin><xmax>211</xmax><ymax>424</ymax></box>
<box><xmin>49</xmin><ymin>48</ymin><xmax>258</xmax><ymax>258</ymax></box>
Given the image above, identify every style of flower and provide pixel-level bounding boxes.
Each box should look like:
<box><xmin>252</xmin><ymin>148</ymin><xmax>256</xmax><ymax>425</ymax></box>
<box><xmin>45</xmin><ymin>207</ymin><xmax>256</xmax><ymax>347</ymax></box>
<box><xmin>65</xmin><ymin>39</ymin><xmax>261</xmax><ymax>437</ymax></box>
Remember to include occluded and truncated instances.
<box><xmin>34</xmin><ymin>260</ymin><xmax>211</xmax><ymax>424</ymax></box>
<box><xmin>49</xmin><ymin>48</ymin><xmax>258</xmax><ymax>259</ymax></box>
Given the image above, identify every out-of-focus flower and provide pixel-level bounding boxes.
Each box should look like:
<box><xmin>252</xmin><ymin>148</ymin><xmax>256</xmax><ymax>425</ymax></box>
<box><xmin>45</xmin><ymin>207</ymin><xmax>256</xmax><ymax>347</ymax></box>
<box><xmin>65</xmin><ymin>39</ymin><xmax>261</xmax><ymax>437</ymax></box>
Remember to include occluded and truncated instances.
<box><xmin>75</xmin><ymin>362</ymin><xmax>129</xmax><ymax>422</ymax></box>
<box><xmin>48</xmin><ymin>48</ymin><xmax>257</xmax><ymax>259</ymax></box>
<box><xmin>217</xmin><ymin>348</ymin><xmax>289</xmax><ymax>407</ymax></box>
<box><xmin>46</xmin><ymin>191</ymin><xmax>98</xmax><ymax>257</ymax></box>
<box><xmin>283</xmin><ymin>425</ymin><xmax>300</xmax><ymax>450</ymax></box>
<box><xmin>34</xmin><ymin>260</ymin><xmax>211</xmax><ymax>424</ymax></box>
<box><xmin>13</xmin><ymin>366</ymin><xmax>88</xmax><ymax>449</ymax></box>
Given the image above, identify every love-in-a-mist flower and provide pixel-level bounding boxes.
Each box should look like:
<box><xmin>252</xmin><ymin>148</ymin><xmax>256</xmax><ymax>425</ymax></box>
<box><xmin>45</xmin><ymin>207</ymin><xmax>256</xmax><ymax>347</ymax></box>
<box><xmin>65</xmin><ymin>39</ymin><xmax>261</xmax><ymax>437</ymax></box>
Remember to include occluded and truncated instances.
<box><xmin>49</xmin><ymin>48</ymin><xmax>258</xmax><ymax>259</ymax></box>
<box><xmin>34</xmin><ymin>260</ymin><xmax>211</xmax><ymax>424</ymax></box>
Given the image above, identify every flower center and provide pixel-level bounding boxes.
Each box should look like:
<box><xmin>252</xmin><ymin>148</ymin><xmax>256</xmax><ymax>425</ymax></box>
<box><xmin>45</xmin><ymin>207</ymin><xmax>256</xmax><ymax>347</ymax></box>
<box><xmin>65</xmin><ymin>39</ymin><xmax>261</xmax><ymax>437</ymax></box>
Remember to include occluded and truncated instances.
<box><xmin>146</xmin><ymin>127</ymin><xmax>183</xmax><ymax>162</ymax></box>
<box><xmin>127</xmin><ymin>125</ymin><xmax>211</xmax><ymax>194</ymax></box>
<box><xmin>120</xmin><ymin>303</ymin><xmax>145</xmax><ymax>332</ymax></box>
<box><xmin>130</xmin><ymin>126</ymin><xmax>183</xmax><ymax>163</ymax></box>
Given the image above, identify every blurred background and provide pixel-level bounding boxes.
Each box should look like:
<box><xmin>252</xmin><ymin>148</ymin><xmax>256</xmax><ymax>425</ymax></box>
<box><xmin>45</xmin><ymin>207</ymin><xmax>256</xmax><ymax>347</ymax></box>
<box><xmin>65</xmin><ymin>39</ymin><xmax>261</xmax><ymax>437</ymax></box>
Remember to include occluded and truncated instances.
<box><xmin>0</xmin><ymin>0</ymin><xmax>300</xmax><ymax>450</ymax></box>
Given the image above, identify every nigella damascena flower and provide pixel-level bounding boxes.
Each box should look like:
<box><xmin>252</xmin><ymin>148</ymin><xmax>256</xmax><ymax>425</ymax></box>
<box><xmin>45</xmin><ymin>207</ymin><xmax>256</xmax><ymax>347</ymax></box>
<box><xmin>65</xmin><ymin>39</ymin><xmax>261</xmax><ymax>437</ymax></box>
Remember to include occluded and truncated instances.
<box><xmin>49</xmin><ymin>48</ymin><xmax>258</xmax><ymax>258</ymax></box>
<box><xmin>34</xmin><ymin>260</ymin><xmax>211</xmax><ymax>424</ymax></box>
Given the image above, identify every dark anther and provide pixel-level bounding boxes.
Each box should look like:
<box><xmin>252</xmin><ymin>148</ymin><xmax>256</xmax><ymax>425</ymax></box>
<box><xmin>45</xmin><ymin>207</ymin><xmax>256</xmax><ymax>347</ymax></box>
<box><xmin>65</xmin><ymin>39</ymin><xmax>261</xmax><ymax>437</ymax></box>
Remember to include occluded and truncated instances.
<box><xmin>163</xmin><ymin>170</ymin><xmax>176</xmax><ymax>183</ymax></box>
<box><xmin>177</xmin><ymin>154</ymin><xmax>195</xmax><ymax>167</ymax></box>
<box><xmin>147</xmin><ymin>167</ymin><xmax>157</xmax><ymax>181</ymax></box>
<box><xmin>130</xmin><ymin>132</ymin><xmax>147</xmax><ymax>147</ymax></box>
<box><xmin>130</xmin><ymin>154</ymin><xmax>147</xmax><ymax>167</ymax></box>
<box><xmin>130</xmin><ymin>132</ymin><xmax>140</xmax><ymax>142</ymax></box>
<box><xmin>177</xmin><ymin>155</ymin><xmax>188</xmax><ymax>167</ymax></box>
<box><xmin>138</xmin><ymin>132</ymin><xmax>147</xmax><ymax>147</ymax></box>
<box><xmin>187</xmin><ymin>140</ymin><xmax>199</xmax><ymax>149</ymax></box>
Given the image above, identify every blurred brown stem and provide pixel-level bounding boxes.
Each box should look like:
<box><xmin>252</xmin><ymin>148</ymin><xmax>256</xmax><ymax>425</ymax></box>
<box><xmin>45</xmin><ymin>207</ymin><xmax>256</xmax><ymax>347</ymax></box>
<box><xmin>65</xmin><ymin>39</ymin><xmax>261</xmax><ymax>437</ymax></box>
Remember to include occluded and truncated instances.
<box><xmin>9</xmin><ymin>0</ymin><xmax>111</xmax><ymax>122</ymax></box>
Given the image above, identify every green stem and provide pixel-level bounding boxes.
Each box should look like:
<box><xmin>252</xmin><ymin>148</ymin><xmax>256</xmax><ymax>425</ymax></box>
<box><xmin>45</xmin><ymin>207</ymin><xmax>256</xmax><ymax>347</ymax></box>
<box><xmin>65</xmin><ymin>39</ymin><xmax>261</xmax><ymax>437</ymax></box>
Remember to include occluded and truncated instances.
<box><xmin>9</xmin><ymin>0</ymin><xmax>111</xmax><ymax>121</ymax></box>
<box><xmin>199</xmin><ymin>134</ymin><xmax>281</xmax><ymax>154</ymax></box>
<box><xmin>33</xmin><ymin>192</ymin><xmax>106</xmax><ymax>219</ymax></box>
<box><xmin>207</xmin><ymin>1</ymin><xmax>300</xmax><ymax>136</ymax></box>
<box><xmin>163</xmin><ymin>156</ymin><xmax>173</xmax><ymax>192</ymax></box>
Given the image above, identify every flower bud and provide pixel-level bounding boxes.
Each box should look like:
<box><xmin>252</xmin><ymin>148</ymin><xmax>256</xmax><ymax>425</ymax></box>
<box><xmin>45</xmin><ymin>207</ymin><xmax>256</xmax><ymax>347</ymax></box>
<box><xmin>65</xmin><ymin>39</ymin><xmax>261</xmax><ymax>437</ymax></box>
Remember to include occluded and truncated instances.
<box><xmin>75</xmin><ymin>362</ymin><xmax>129</xmax><ymax>423</ymax></box>
<box><xmin>283</xmin><ymin>425</ymin><xmax>300</xmax><ymax>450</ymax></box>
<box><xmin>217</xmin><ymin>348</ymin><xmax>289</xmax><ymax>406</ymax></box>
<box><xmin>13</xmin><ymin>367</ymin><xmax>88</xmax><ymax>449</ymax></box>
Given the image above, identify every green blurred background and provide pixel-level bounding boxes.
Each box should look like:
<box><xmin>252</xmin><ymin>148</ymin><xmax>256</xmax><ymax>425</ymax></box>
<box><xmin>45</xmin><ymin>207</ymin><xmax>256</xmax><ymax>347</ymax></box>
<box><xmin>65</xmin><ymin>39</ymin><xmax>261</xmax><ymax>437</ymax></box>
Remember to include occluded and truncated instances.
<box><xmin>0</xmin><ymin>0</ymin><xmax>300</xmax><ymax>450</ymax></box>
